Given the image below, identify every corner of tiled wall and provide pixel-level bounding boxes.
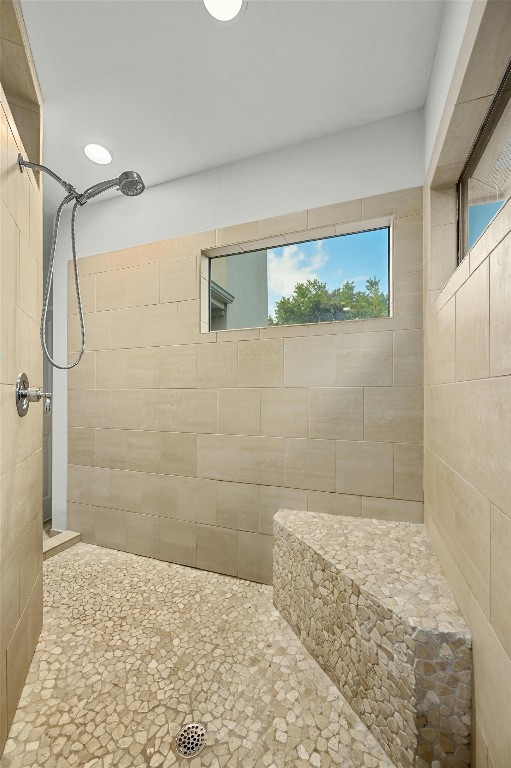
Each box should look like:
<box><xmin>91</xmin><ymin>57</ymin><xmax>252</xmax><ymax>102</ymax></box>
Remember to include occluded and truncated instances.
<box><xmin>0</xmin><ymin>93</ymin><xmax>43</xmax><ymax>754</ymax></box>
<box><xmin>423</xmin><ymin>9</ymin><xmax>511</xmax><ymax>757</ymax></box>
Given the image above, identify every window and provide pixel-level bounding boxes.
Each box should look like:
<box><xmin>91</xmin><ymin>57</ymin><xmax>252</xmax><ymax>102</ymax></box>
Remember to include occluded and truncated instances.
<box><xmin>208</xmin><ymin>225</ymin><xmax>390</xmax><ymax>332</ymax></box>
<box><xmin>457</xmin><ymin>59</ymin><xmax>511</xmax><ymax>261</ymax></box>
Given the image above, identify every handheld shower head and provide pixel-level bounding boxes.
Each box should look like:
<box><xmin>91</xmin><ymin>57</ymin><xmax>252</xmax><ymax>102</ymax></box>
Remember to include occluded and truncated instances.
<box><xmin>79</xmin><ymin>171</ymin><xmax>145</xmax><ymax>204</ymax></box>
<box><xmin>17</xmin><ymin>154</ymin><xmax>145</xmax><ymax>370</ymax></box>
<box><xmin>118</xmin><ymin>171</ymin><xmax>145</xmax><ymax>197</ymax></box>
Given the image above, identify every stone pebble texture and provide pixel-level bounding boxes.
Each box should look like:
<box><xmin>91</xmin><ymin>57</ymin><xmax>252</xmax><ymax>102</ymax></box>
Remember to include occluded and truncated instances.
<box><xmin>273</xmin><ymin>510</ymin><xmax>472</xmax><ymax>768</ymax></box>
<box><xmin>0</xmin><ymin>543</ymin><xmax>397</xmax><ymax>768</ymax></box>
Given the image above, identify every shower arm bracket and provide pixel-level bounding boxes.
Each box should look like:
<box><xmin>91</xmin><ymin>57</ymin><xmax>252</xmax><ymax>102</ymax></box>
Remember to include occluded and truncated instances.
<box><xmin>18</xmin><ymin>153</ymin><xmax>77</xmax><ymax>198</ymax></box>
<box><xmin>18</xmin><ymin>154</ymin><xmax>123</xmax><ymax>206</ymax></box>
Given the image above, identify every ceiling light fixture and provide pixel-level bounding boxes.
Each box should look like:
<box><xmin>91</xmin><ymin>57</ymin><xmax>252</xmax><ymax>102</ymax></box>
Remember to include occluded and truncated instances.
<box><xmin>204</xmin><ymin>0</ymin><xmax>244</xmax><ymax>22</ymax></box>
<box><xmin>84</xmin><ymin>143</ymin><xmax>113</xmax><ymax>165</ymax></box>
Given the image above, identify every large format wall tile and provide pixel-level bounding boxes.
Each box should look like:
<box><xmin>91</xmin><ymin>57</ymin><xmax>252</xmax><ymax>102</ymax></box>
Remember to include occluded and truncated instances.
<box><xmin>0</xmin><ymin>450</ymin><xmax>42</xmax><ymax>566</ymax></box>
<box><xmin>161</xmin><ymin>432</ymin><xmax>197</xmax><ymax>477</ymax></box>
<box><xmin>216</xmin><ymin>481</ymin><xmax>259</xmax><ymax>532</ymax></box>
<box><xmin>197</xmin><ymin>434</ymin><xmax>239</xmax><ymax>482</ymax></box>
<box><xmin>430</xmin><ymin>298</ymin><xmax>456</xmax><ymax>384</ymax></box>
<box><xmin>68</xmin><ymin>427</ymin><xmax>95</xmax><ymax>467</ymax></box>
<box><xmin>109</xmin><ymin>390</ymin><xmax>144</xmax><ymax>430</ymax></box>
<box><xmin>160</xmin><ymin>517</ymin><xmax>196</xmax><ymax>567</ymax></box>
<box><xmin>362</xmin><ymin>496</ymin><xmax>423</xmax><ymax>522</ymax></box>
<box><xmin>196</xmin><ymin>524</ymin><xmax>238</xmax><ymax>577</ymax></box>
<box><xmin>0</xmin><ymin>550</ymin><xmax>19</xmax><ymax>655</ymax></box>
<box><xmin>143</xmin><ymin>389</ymin><xmax>178</xmax><ymax>432</ymax></box>
<box><xmin>490</xmin><ymin>505</ymin><xmax>511</xmax><ymax>658</ymax></box>
<box><xmin>425</xmin><ymin>139</ymin><xmax>511</xmax><ymax>765</ymax></box>
<box><xmin>1</xmin><ymin>92</ymin><xmax>43</xmax><ymax>757</ymax></box>
<box><xmin>178</xmin><ymin>389</ymin><xmax>217</xmax><ymax>434</ymax></box>
<box><xmin>160</xmin><ymin>345</ymin><xmax>197</xmax><ymax>388</ymax></box>
<box><xmin>489</xmin><ymin>237</ymin><xmax>511</xmax><ymax>377</ymax></box>
<box><xmin>393</xmin><ymin>330</ymin><xmax>424</xmax><ymax>386</ymax></box>
<box><xmin>142</xmin><ymin>473</ymin><xmax>177</xmax><ymax>518</ymax></box>
<box><xmin>364</xmin><ymin>386</ymin><xmax>423</xmax><ymax>443</ymax></box>
<box><xmin>259</xmin><ymin>485</ymin><xmax>308</xmax><ymax>534</ymax></box>
<box><xmin>307</xmin><ymin>490</ymin><xmax>362</xmax><ymax>517</ymax></box>
<box><xmin>284</xmin><ymin>335</ymin><xmax>335</xmax><ymax>387</ymax></box>
<box><xmin>238</xmin><ymin>530</ymin><xmax>272</xmax><ymax>583</ymax></box>
<box><xmin>239</xmin><ymin>436</ymin><xmax>284</xmax><ymax>487</ymax></box>
<box><xmin>336</xmin><ymin>440</ymin><xmax>393</xmax><ymax>497</ymax></box>
<box><xmin>197</xmin><ymin>342</ymin><xmax>237</xmax><ymax>389</ymax></box>
<box><xmin>455</xmin><ymin>260</ymin><xmax>489</xmax><ymax>381</ymax></box>
<box><xmin>260</xmin><ymin>388</ymin><xmax>309</xmax><ymax>438</ymax></box>
<box><xmin>217</xmin><ymin>388</ymin><xmax>260</xmax><ymax>436</ymax></box>
<box><xmin>176</xmin><ymin>476</ymin><xmax>216</xmax><ymax>526</ymax></box>
<box><xmin>160</xmin><ymin>256</ymin><xmax>197</xmax><ymax>304</ymax></box>
<box><xmin>393</xmin><ymin>443</ymin><xmax>423</xmax><ymax>501</ymax></box>
<box><xmin>393</xmin><ymin>214</ymin><xmax>423</xmax><ymax>274</ymax></box>
<box><xmin>238</xmin><ymin>338</ymin><xmax>283</xmax><ymax>387</ymax></box>
<box><xmin>393</xmin><ymin>271</ymin><xmax>423</xmax><ymax>329</ymax></box>
<box><xmin>335</xmin><ymin>331</ymin><xmax>393</xmax><ymax>386</ymax></box>
<box><xmin>284</xmin><ymin>438</ymin><xmax>336</xmax><ymax>492</ymax></box>
<box><xmin>309</xmin><ymin>387</ymin><xmax>363</xmax><ymax>440</ymax></box>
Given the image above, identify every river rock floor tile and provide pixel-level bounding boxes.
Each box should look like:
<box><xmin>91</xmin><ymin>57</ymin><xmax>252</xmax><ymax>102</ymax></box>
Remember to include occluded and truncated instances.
<box><xmin>0</xmin><ymin>544</ymin><xmax>396</xmax><ymax>768</ymax></box>
<box><xmin>273</xmin><ymin>512</ymin><xmax>472</xmax><ymax>768</ymax></box>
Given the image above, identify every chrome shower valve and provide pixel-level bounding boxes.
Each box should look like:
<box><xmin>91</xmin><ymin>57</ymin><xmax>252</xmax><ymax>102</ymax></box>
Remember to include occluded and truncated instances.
<box><xmin>16</xmin><ymin>373</ymin><xmax>52</xmax><ymax>416</ymax></box>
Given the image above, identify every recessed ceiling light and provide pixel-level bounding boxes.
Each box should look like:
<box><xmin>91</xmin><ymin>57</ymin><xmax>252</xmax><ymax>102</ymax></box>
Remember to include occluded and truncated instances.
<box><xmin>204</xmin><ymin>0</ymin><xmax>243</xmax><ymax>22</ymax></box>
<box><xmin>84</xmin><ymin>143</ymin><xmax>113</xmax><ymax>165</ymax></box>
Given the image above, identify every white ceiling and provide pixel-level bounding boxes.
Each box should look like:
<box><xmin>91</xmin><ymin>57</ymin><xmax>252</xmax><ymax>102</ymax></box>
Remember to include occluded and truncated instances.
<box><xmin>20</xmin><ymin>0</ymin><xmax>445</xmax><ymax>211</ymax></box>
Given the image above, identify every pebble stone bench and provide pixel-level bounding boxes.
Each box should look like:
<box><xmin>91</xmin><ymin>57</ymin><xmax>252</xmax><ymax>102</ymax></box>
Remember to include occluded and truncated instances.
<box><xmin>273</xmin><ymin>510</ymin><xmax>472</xmax><ymax>768</ymax></box>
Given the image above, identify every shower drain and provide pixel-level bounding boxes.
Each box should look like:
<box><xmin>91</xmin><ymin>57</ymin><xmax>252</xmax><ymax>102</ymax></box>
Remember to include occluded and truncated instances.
<box><xmin>175</xmin><ymin>722</ymin><xmax>207</xmax><ymax>759</ymax></box>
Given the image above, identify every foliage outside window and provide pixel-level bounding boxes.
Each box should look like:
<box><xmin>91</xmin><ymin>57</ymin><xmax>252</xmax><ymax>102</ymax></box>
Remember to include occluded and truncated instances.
<box><xmin>269</xmin><ymin>276</ymin><xmax>388</xmax><ymax>326</ymax></box>
<box><xmin>458</xmin><ymin>59</ymin><xmax>511</xmax><ymax>261</ymax></box>
<box><xmin>209</xmin><ymin>226</ymin><xmax>390</xmax><ymax>332</ymax></box>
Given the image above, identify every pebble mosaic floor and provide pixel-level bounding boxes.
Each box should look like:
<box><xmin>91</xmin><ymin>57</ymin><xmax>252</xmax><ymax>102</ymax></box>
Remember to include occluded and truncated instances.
<box><xmin>0</xmin><ymin>544</ymin><xmax>397</xmax><ymax>768</ymax></box>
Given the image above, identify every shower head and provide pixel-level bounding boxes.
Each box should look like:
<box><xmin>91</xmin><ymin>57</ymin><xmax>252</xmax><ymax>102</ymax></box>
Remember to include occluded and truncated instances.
<box><xmin>17</xmin><ymin>155</ymin><xmax>146</xmax><ymax>205</ymax></box>
<box><xmin>17</xmin><ymin>153</ymin><xmax>146</xmax><ymax>370</ymax></box>
<box><xmin>118</xmin><ymin>171</ymin><xmax>145</xmax><ymax>197</ymax></box>
<box><xmin>79</xmin><ymin>171</ymin><xmax>145</xmax><ymax>204</ymax></box>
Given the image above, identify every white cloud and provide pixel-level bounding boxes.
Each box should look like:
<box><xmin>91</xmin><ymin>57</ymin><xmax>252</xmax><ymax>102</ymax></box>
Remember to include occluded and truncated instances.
<box><xmin>351</xmin><ymin>274</ymin><xmax>370</xmax><ymax>290</ymax></box>
<box><xmin>267</xmin><ymin>242</ymin><xmax>329</xmax><ymax>299</ymax></box>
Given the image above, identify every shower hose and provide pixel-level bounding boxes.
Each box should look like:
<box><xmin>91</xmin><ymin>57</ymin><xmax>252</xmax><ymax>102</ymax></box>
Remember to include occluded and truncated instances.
<box><xmin>20</xmin><ymin>153</ymin><xmax>144</xmax><ymax>370</ymax></box>
<box><xmin>42</xmin><ymin>194</ymin><xmax>86</xmax><ymax>370</ymax></box>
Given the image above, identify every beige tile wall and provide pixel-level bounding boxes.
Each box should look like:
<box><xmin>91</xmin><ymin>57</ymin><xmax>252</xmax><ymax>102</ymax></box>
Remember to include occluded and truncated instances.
<box><xmin>0</xmin><ymin>93</ymin><xmax>43</xmax><ymax>754</ymax></box>
<box><xmin>425</xmin><ymin>195</ymin><xmax>511</xmax><ymax>768</ymax></box>
<box><xmin>67</xmin><ymin>186</ymin><xmax>424</xmax><ymax>586</ymax></box>
<box><xmin>423</xmin><ymin>6</ymin><xmax>511</xmax><ymax>763</ymax></box>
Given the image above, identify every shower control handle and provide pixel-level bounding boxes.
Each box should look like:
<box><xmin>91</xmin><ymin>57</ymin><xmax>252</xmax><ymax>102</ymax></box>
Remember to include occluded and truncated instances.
<box><xmin>15</xmin><ymin>373</ymin><xmax>52</xmax><ymax>416</ymax></box>
<box><xmin>31</xmin><ymin>389</ymin><xmax>52</xmax><ymax>413</ymax></box>
<box><xmin>25</xmin><ymin>387</ymin><xmax>50</xmax><ymax>403</ymax></box>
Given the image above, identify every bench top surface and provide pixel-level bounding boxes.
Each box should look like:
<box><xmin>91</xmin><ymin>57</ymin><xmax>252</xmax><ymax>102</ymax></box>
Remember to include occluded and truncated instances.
<box><xmin>274</xmin><ymin>509</ymin><xmax>470</xmax><ymax>636</ymax></box>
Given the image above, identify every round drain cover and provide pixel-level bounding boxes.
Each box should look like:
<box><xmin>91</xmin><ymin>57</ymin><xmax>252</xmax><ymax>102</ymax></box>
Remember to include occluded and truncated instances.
<box><xmin>175</xmin><ymin>722</ymin><xmax>207</xmax><ymax>759</ymax></box>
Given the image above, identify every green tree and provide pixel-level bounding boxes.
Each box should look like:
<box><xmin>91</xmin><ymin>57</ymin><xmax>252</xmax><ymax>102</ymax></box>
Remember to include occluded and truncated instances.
<box><xmin>268</xmin><ymin>277</ymin><xmax>388</xmax><ymax>325</ymax></box>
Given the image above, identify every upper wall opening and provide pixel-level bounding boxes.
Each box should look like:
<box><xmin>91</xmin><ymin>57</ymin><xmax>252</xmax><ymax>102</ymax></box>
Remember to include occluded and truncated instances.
<box><xmin>0</xmin><ymin>0</ymin><xmax>42</xmax><ymax>171</ymax></box>
<box><xmin>457</xmin><ymin>58</ymin><xmax>511</xmax><ymax>261</ymax></box>
<box><xmin>428</xmin><ymin>1</ymin><xmax>511</xmax><ymax>297</ymax></box>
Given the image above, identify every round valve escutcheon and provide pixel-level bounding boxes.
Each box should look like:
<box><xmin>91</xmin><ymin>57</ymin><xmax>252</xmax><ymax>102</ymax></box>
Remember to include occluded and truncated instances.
<box><xmin>15</xmin><ymin>373</ymin><xmax>52</xmax><ymax>417</ymax></box>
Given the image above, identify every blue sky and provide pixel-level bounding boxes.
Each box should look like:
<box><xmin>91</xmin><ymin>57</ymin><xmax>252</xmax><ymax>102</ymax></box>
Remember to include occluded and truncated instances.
<box><xmin>267</xmin><ymin>227</ymin><xmax>389</xmax><ymax>318</ymax></box>
<box><xmin>468</xmin><ymin>201</ymin><xmax>504</xmax><ymax>249</ymax></box>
